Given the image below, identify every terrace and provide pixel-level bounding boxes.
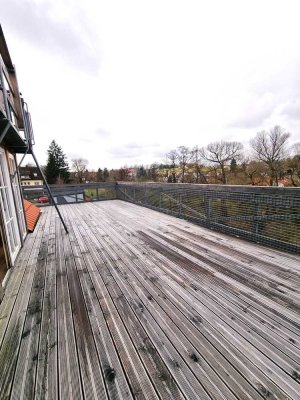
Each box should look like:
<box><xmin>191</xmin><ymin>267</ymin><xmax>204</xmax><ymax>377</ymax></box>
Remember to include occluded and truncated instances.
<box><xmin>1</xmin><ymin>184</ymin><xmax>300</xmax><ymax>399</ymax></box>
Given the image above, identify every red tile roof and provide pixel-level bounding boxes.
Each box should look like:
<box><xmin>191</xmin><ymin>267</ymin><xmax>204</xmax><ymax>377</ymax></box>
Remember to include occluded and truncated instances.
<box><xmin>23</xmin><ymin>200</ymin><xmax>41</xmax><ymax>232</ymax></box>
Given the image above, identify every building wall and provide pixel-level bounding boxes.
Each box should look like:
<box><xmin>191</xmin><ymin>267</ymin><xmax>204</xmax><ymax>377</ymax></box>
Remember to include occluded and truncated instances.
<box><xmin>21</xmin><ymin>180</ymin><xmax>43</xmax><ymax>186</ymax></box>
<box><xmin>0</xmin><ymin>26</ymin><xmax>30</xmax><ymax>297</ymax></box>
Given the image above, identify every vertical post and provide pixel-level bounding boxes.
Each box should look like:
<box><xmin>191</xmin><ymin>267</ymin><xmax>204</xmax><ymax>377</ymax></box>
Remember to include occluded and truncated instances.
<box><xmin>159</xmin><ymin>192</ymin><xmax>162</xmax><ymax>210</ymax></box>
<box><xmin>206</xmin><ymin>195</ymin><xmax>212</xmax><ymax>227</ymax></box>
<box><xmin>252</xmin><ymin>202</ymin><xmax>260</xmax><ymax>235</ymax></box>
<box><xmin>96</xmin><ymin>187</ymin><xmax>99</xmax><ymax>201</ymax></box>
<box><xmin>179</xmin><ymin>194</ymin><xmax>182</xmax><ymax>217</ymax></box>
<box><xmin>133</xmin><ymin>188</ymin><xmax>136</xmax><ymax>202</ymax></box>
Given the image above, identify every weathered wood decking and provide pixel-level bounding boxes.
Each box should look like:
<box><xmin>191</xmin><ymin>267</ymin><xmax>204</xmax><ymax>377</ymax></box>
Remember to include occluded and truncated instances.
<box><xmin>1</xmin><ymin>200</ymin><xmax>300</xmax><ymax>399</ymax></box>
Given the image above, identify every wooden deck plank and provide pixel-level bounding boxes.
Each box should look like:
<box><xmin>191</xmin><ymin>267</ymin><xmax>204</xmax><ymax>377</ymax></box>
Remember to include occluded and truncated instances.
<box><xmin>80</xmin><ymin>204</ymin><xmax>258</xmax><ymax>400</ymax></box>
<box><xmin>83</xmin><ymin>203</ymin><xmax>293</xmax><ymax>399</ymax></box>
<box><xmin>61</xmin><ymin>215</ymin><xmax>109</xmax><ymax>400</ymax></box>
<box><xmin>90</xmin><ymin>201</ymin><xmax>300</xmax><ymax>399</ymax></box>
<box><xmin>161</xmin><ymin>227</ymin><xmax>300</xmax><ymax>342</ymax></box>
<box><xmin>66</xmin><ymin>205</ymin><xmax>172</xmax><ymax>400</ymax></box>
<box><xmin>164</xmin><ymin>230</ymin><xmax>300</xmax><ymax>304</ymax></box>
<box><xmin>10</xmin><ymin>207</ymin><xmax>53</xmax><ymax>399</ymax></box>
<box><xmin>91</xmin><ymin>202</ymin><xmax>300</xmax><ymax>341</ymax></box>
<box><xmin>135</xmin><ymin>233</ymin><xmax>300</xmax><ymax>398</ymax></box>
<box><xmin>56</xmin><ymin>213</ymin><xmax>83</xmax><ymax>400</ymax></box>
<box><xmin>62</xmin><ymin>206</ymin><xmax>132</xmax><ymax>400</ymax></box>
<box><xmin>106</xmin><ymin>255</ymin><xmax>263</xmax><ymax>399</ymax></box>
<box><xmin>35</xmin><ymin>206</ymin><xmax>58</xmax><ymax>399</ymax></box>
<box><xmin>140</xmin><ymin>230</ymin><xmax>300</xmax><ymax>368</ymax></box>
<box><xmin>156</xmin><ymin>230</ymin><xmax>300</xmax><ymax>310</ymax></box>
<box><xmin>0</xmin><ymin>208</ymin><xmax>49</xmax><ymax>399</ymax></box>
<box><xmin>0</xmin><ymin>200</ymin><xmax>300</xmax><ymax>400</ymax></box>
<box><xmin>71</xmin><ymin>205</ymin><xmax>208</xmax><ymax>400</ymax></box>
<box><xmin>168</xmin><ymin>225</ymin><xmax>300</xmax><ymax>285</ymax></box>
<box><xmin>0</xmin><ymin>208</ymin><xmax>48</xmax><ymax>348</ymax></box>
<box><xmin>100</xmin><ymin>201</ymin><xmax>300</xmax><ymax>329</ymax></box>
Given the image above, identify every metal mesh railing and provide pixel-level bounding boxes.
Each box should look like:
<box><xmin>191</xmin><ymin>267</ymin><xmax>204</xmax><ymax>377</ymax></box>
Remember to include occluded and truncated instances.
<box><xmin>117</xmin><ymin>183</ymin><xmax>300</xmax><ymax>254</ymax></box>
<box><xmin>22</xmin><ymin>182</ymin><xmax>300</xmax><ymax>253</ymax></box>
<box><xmin>22</xmin><ymin>183</ymin><xmax>117</xmax><ymax>206</ymax></box>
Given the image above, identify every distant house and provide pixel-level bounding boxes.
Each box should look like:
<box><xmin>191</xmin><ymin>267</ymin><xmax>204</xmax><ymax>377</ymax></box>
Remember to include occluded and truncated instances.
<box><xmin>19</xmin><ymin>164</ymin><xmax>43</xmax><ymax>186</ymax></box>
<box><xmin>127</xmin><ymin>167</ymin><xmax>137</xmax><ymax>179</ymax></box>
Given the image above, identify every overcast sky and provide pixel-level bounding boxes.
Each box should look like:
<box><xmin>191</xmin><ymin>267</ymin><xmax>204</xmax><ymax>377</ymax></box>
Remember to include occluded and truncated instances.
<box><xmin>2</xmin><ymin>0</ymin><xmax>300</xmax><ymax>169</ymax></box>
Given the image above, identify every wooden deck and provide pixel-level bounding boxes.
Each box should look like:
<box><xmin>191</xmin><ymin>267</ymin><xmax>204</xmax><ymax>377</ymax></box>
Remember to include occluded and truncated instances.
<box><xmin>1</xmin><ymin>200</ymin><xmax>300</xmax><ymax>399</ymax></box>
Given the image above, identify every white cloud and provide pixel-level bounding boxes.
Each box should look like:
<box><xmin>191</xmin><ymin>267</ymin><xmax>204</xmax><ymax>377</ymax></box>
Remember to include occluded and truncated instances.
<box><xmin>3</xmin><ymin>0</ymin><xmax>300</xmax><ymax>169</ymax></box>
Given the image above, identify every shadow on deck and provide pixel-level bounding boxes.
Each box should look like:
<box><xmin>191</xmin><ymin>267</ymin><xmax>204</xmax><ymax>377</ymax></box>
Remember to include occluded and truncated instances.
<box><xmin>1</xmin><ymin>200</ymin><xmax>300</xmax><ymax>399</ymax></box>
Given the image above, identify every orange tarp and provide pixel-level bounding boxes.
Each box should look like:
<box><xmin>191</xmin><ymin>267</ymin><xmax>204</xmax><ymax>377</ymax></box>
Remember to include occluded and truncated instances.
<box><xmin>23</xmin><ymin>200</ymin><xmax>41</xmax><ymax>232</ymax></box>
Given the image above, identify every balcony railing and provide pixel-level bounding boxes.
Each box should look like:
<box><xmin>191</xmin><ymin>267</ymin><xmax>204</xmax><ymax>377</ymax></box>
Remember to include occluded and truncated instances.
<box><xmin>22</xmin><ymin>182</ymin><xmax>300</xmax><ymax>254</ymax></box>
<box><xmin>0</xmin><ymin>53</ymin><xmax>32</xmax><ymax>154</ymax></box>
<box><xmin>0</xmin><ymin>55</ymin><xmax>24</xmax><ymax>136</ymax></box>
<box><xmin>22</xmin><ymin>182</ymin><xmax>117</xmax><ymax>206</ymax></box>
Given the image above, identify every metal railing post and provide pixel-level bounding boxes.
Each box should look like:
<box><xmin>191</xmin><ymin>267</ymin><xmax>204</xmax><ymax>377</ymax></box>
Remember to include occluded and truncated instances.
<box><xmin>179</xmin><ymin>194</ymin><xmax>182</xmax><ymax>217</ymax></box>
<box><xmin>252</xmin><ymin>202</ymin><xmax>260</xmax><ymax>235</ymax></box>
<box><xmin>204</xmin><ymin>195</ymin><xmax>212</xmax><ymax>228</ymax></box>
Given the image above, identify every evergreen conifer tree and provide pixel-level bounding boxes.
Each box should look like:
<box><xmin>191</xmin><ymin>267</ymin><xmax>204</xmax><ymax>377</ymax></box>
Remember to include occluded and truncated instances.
<box><xmin>230</xmin><ymin>158</ymin><xmax>237</xmax><ymax>173</ymax></box>
<box><xmin>45</xmin><ymin>140</ymin><xmax>70</xmax><ymax>184</ymax></box>
<box><xmin>96</xmin><ymin>168</ymin><xmax>103</xmax><ymax>182</ymax></box>
<box><xmin>103</xmin><ymin>168</ymin><xmax>109</xmax><ymax>181</ymax></box>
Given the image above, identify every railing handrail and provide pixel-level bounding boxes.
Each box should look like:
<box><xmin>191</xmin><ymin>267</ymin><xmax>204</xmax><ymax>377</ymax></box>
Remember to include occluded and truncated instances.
<box><xmin>22</xmin><ymin>182</ymin><xmax>300</xmax><ymax>199</ymax></box>
<box><xmin>116</xmin><ymin>182</ymin><xmax>300</xmax><ymax>195</ymax></box>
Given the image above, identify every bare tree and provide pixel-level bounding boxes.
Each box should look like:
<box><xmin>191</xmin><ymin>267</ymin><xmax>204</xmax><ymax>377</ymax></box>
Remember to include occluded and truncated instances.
<box><xmin>175</xmin><ymin>146</ymin><xmax>192</xmax><ymax>183</ymax></box>
<box><xmin>292</xmin><ymin>142</ymin><xmax>300</xmax><ymax>156</ymax></box>
<box><xmin>250</xmin><ymin>126</ymin><xmax>290</xmax><ymax>186</ymax></box>
<box><xmin>199</xmin><ymin>141</ymin><xmax>243</xmax><ymax>184</ymax></box>
<box><xmin>148</xmin><ymin>163</ymin><xmax>159</xmax><ymax>182</ymax></box>
<box><xmin>245</xmin><ymin>160</ymin><xmax>269</xmax><ymax>185</ymax></box>
<box><xmin>71</xmin><ymin>158</ymin><xmax>88</xmax><ymax>183</ymax></box>
<box><xmin>191</xmin><ymin>146</ymin><xmax>207</xmax><ymax>183</ymax></box>
<box><xmin>286</xmin><ymin>142</ymin><xmax>300</xmax><ymax>186</ymax></box>
<box><xmin>117</xmin><ymin>167</ymin><xmax>130</xmax><ymax>181</ymax></box>
<box><xmin>166</xmin><ymin>150</ymin><xmax>177</xmax><ymax>183</ymax></box>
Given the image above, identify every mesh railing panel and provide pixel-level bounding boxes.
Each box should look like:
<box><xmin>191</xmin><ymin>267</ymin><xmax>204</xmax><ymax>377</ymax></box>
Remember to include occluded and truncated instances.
<box><xmin>22</xmin><ymin>182</ymin><xmax>300</xmax><ymax>253</ymax></box>
<box><xmin>22</xmin><ymin>183</ymin><xmax>117</xmax><ymax>206</ymax></box>
<box><xmin>117</xmin><ymin>183</ymin><xmax>300</xmax><ymax>254</ymax></box>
